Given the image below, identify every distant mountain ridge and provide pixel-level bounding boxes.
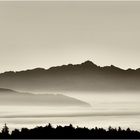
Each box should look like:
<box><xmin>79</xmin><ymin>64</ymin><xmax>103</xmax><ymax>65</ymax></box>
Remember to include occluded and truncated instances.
<box><xmin>0</xmin><ymin>60</ymin><xmax>140</xmax><ymax>92</ymax></box>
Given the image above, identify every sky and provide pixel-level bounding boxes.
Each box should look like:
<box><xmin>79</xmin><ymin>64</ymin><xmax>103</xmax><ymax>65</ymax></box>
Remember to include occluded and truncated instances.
<box><xmin>0</xmin><ymin>1</ymin><xmax>140</xmax><ymax>72</ymax></box>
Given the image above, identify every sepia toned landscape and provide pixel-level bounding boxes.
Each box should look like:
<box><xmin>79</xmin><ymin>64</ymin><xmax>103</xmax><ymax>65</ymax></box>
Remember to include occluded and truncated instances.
<box><xmin>0</xmin><ymin>0</ymin><xmax>140</xmax><ymax>139</ymax></box>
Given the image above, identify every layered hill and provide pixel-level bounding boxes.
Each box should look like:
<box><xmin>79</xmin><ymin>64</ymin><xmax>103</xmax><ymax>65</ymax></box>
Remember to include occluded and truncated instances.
<box><xmin>0</xmin><ymin>61</ymin><xmax>140</xmax><ymax>92</ymax></box>
<box><xmin>0</xmin><ymin>88</ymin><xmax>89</xmax><ymax>106</ymax></box>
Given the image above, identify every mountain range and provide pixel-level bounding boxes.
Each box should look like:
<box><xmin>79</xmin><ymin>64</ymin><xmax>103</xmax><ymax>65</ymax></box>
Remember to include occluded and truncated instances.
<box><xmin>0</xmin><ymin>60</ymin><xmax>140</xmax><ymax>92</ymax></box>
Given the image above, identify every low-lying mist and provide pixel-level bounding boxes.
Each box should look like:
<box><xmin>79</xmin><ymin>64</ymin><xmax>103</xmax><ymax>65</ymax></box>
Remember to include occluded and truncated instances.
<box><xmin>0</xmin><ymin>90</ymin><xmax>140</xmax><ymax>131</ymax></box>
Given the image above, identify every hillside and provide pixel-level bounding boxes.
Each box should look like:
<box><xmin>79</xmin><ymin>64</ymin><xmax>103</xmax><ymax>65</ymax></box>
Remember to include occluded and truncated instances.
<box><xmin>0</xmin><ymin>61</ymin><xmax>140</xmax><ymax>92</ymax></box>
<box><xmin>0</xmin><ymin>88</ymin><xmax>89</xmax><ymax>106</ymax></box>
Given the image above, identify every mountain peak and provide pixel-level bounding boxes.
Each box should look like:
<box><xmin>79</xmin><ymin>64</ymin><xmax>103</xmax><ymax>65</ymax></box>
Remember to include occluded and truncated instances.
<box><xmin>81</xmin><ymin>60</ymin><xmax>97</xmax><ymax>67</ymax></box>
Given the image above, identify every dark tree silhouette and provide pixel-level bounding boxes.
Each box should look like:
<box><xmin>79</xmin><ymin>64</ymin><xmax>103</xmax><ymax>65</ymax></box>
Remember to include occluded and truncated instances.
<box><xmin>1</xmin><ymin>123</ymin><xmax>10</xmax><ymax>138</ymax></box>
<box><xmin>0</xmin><ymin>123</ymin><xmax>140</xmax><ymax>139</ymax></box>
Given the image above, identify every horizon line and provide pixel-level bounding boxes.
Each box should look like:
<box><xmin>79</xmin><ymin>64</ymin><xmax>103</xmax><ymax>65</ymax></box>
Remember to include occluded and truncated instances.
<box><xmin>1</xmin><ymin>60</ymin><xmax>139</xmax><ymax>74</ymax></box>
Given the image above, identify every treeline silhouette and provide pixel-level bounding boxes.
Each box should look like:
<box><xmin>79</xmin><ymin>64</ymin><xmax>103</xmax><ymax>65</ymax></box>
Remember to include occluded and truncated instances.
<box><xmin>0</xmin><ymin>124</ymin><xmax>140</xmax><ymax>139</ymax></box>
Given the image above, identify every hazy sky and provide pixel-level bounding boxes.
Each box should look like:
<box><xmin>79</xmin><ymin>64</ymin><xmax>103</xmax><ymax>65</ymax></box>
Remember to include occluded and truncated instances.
<box><xmin>0</xmin><ymin>1</ymin><xmax>140</xmax><ymax>72</ymax></box>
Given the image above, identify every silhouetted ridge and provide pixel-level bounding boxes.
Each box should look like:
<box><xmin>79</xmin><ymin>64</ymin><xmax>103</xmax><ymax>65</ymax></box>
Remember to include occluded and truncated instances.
<box><xmin>48</xmin><ymin>60</ymin><xmax>99</xmax><ymax>72</ymax></box>
<box><xmin>0</xmin><ymin>60</ymin><xmax>131</xmax><ymax>75</ymax></box>
<box><xmin>102</xmin><ymin>65</ymin><xmax>124</xmax><ymax>73</ymax></box>
<box><xmin>0</xmin><ymin>60</ymin><xmax>140</xmax><ymax>92</ymax></box>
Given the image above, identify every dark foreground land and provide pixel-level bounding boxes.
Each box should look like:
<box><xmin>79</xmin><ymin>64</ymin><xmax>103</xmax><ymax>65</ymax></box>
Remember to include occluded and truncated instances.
<box><xmin>1</xmin><ymin>124</ymin><xmax>140</xmax><ymax>139</ymax></box>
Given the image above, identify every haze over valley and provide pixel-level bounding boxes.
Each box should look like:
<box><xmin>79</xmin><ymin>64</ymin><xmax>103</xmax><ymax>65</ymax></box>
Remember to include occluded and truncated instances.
<box><xmin>0</xmin><ymin>1</ymin><xmax>140</xmax><ymax>135</ymax></box>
